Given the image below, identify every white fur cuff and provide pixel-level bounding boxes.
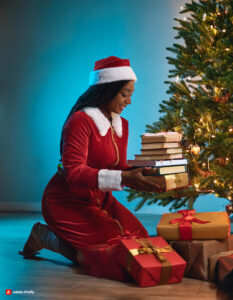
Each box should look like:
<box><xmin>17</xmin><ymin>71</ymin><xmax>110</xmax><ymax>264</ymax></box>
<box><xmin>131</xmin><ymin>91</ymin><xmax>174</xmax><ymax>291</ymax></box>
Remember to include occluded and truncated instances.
<box><xmin>98</xmin><ymin>169</ymin><xmax>123</xmax><ymax>191</ymax></box>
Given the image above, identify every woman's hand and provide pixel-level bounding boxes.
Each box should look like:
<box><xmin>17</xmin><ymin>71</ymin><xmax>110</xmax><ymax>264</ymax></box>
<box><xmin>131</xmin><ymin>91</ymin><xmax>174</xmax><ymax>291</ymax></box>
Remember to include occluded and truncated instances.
<box><xmin>121</xmin><ymin>167</ymin><xmax>162</xmax><ymax>192</ymax></box>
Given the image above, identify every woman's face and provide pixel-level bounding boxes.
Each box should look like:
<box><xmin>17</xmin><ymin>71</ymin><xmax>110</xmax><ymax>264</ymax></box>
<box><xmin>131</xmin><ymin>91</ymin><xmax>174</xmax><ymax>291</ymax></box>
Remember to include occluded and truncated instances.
<box><xmin>104</xmin><ymin>80</ymin><xmax>135</xmax><ymax>116</ymax></box>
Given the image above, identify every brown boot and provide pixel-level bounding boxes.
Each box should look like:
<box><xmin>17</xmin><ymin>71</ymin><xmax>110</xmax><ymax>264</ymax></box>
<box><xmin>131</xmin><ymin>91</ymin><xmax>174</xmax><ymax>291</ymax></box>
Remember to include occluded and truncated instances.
<box><xmin>19</xmin><ymin>222</ymin><xmax>78</xmax><ymax>263</ymax></box>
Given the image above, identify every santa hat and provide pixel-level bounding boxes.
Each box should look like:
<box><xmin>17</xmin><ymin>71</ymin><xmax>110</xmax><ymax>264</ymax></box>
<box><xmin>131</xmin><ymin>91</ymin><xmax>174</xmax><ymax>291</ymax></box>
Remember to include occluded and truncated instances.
<box><xmin>89</xmin><ymin>56</ymin><xmax>137</xmax><ymax>86</ymax></box>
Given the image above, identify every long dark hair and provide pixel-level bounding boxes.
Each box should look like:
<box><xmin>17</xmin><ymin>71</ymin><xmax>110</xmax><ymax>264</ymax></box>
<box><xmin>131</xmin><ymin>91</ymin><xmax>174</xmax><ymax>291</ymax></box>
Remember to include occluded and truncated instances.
<box><xmin>60</xmin><ymin>80</ymin><xmax>129</xmax><ymax>157</ymax></box>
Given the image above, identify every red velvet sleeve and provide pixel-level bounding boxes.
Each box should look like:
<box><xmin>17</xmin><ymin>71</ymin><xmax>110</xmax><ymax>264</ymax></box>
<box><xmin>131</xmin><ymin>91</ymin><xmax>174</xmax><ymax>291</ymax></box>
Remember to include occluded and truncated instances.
<box><xmin>121</xmin><ymin>118</ymin><xmax>131</xmax><ymax>171</ymax></box>
<box><xmin>62</xmin><ymin>111</ymin><xmax>99</xmax><ymax>189</ymax></box>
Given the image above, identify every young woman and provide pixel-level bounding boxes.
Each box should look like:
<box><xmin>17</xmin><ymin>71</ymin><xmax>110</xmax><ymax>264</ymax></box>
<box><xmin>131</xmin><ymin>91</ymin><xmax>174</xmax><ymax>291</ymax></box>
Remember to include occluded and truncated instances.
<box><xmin>19</xmin><ymin>56</ymin><xmax>160</xmax><ymax>281</ymax></box>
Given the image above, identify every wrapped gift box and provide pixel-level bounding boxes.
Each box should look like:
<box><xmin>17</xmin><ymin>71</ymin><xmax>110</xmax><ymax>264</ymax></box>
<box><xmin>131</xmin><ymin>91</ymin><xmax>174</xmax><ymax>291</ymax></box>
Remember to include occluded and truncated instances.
<box><xmin>118</xmin><ymin>236</ymin><xmax>186</xmax><ymax>287</ymax></box>
<box><xmin>157</xmin><ymin>210</ymin><xmax>230</xmax><ymax>241</ymax></box>
<box><xmin>218</xmin><ymin>253</ymin><xmax>233</xmax><ymax>282</ymax></box>
<box><xmin>209</xmin><ymin>250</ymin><xmax>233</xmax><ymax>281</ymax></box>
<box><xmin>170</xmin><ymin>235</ymin><xmax>233</xmax><ymax>281</ymax></box>
<box><xmin>79</xmin><ymin>242</ymin><xmax>131</xmax><ymax>282</ymax></box>
<box><xmin>218</xmin><ymin>254</ymin><xmax>233</xmax><ymax>297</ymax></box>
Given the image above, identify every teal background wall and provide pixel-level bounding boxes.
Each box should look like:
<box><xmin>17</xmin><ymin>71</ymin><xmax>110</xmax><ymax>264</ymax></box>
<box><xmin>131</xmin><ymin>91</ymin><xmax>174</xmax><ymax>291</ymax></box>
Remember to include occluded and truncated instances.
<box><xmin>0</xmin><ymin>0</ymin><xmax>228</xmax><ymax>213</ymax></box>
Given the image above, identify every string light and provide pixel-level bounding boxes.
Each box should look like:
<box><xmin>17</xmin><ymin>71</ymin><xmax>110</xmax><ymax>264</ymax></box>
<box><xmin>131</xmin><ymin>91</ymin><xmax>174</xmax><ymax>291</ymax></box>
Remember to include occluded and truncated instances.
<box><xmin>226</xmin><ymin>48</ymin><xmax>230</xmax><ymax>51</ymax></box>
<box><xmin>228</xmin><ymin>196</ymin><xmax>232</xmax><ymax>200</ymax></box>
<box><xmin>222</xmin><ymin>29</ymin><xmax>226</xmax><ymax>32</ymax></box>
<box><xmin>203</xmin><ymin>13</ymin><xmax>207</xmax><ymax>21</ymax></box>
<box><xmin>202</xmin><ymin>162</ymin><xmax>206</xmax><ymax>167</ymax></box>
<box><xmin>211</xmin><ymin>134</ymin><xmax>215</xmax><ymax>138</ymax></box>
<box><xmin>229</xmin><ymin>127</ymin><xmax>233</xmax><ymax>133</ymax></box>
<box><xmin>180</xmin><ymin>6</ymin><xmax>184</xmax><ymax>9</ymax></box>
<box><xmin>176</xmin><ymin>76</ymin><xmax>180</xmax><ymax>82</ymax></box>
<box><xmin>214</xmin><ymin>179</ymin><xmax>218</xmax><ymax>184</ymax></box>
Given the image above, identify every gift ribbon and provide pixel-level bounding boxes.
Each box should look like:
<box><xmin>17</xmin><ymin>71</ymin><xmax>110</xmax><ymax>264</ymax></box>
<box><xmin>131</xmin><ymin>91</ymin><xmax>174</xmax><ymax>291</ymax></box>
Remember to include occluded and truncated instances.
<box><xmin>169</xmin><ymin>209</ymin><xmax>210</xmax><ymax>240</ymax></box>
<box><xmin>127</xmin><ymin>238</ymin><xmax>173</xmax><ymax>285</ymax></box>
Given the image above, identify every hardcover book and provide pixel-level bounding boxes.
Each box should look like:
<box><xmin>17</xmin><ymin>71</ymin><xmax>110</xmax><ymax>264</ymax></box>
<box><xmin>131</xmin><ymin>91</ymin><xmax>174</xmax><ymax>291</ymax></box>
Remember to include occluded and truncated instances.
<box><xmin>141</xmin><ymin>148</ymin><xmax>183</xmax><ymax>155</ymax></box>
<box><xmin>142</xmin><ymin>132</ymin><xmax>182</xmax><ymax>143</ymax></box>
<box><xmin>141</xmin><ymin>142</ymin><xmax>180</xmax><ymax>149</ymax></box>
<box><xmin>127</xmin><ymin>158</ymin><xmax>188</xmax><ymax>167</ymax></box>
<box><xmin>135</xmin><ymin>153</ymin><xmax>184</xmax><ymax>160</ymax></box>
<box><xmin>143</xmin><ymin>165</ymin><xmax>187</xmax><ymax>176</ymax></box>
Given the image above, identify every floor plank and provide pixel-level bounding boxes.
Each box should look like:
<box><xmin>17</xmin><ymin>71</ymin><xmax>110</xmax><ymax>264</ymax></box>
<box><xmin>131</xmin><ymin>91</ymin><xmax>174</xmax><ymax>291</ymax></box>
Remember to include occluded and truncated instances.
<box><xmin>0</xmin><ymin>213</ymin><xmax>230</xmax><ymax>299</ymax></box>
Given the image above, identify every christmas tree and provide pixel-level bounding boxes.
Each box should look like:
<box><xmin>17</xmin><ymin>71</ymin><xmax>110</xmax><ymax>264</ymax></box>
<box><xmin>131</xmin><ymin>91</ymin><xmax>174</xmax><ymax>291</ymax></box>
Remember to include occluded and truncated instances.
<box><xmin>127</xmin><ymin>0</ymin><xmax>233</xmax><ymax>211</ymax></box>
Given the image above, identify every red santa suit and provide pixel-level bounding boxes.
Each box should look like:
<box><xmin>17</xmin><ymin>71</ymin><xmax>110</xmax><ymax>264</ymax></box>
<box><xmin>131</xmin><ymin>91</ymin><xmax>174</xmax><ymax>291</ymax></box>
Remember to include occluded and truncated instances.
<box><xmin>41</xmin><ymin>106</ymin><xmax>149</xmax><ymax>280</ymax></box>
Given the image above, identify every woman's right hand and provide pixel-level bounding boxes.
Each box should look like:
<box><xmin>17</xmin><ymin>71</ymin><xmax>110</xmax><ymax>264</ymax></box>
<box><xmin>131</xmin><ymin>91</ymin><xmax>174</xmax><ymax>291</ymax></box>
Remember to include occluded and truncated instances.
<box><xmin>121</xmin><ymin>167</ymin><xmax>162</xmax><ymax>192</ymax></box>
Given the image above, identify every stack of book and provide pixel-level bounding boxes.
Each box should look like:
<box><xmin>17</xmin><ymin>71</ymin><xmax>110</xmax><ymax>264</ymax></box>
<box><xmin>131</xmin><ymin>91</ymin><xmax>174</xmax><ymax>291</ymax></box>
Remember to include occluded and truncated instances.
<box><xmin>127</xmin><ymin>132</ymin><xmax>190</xmax><ymax>191</ymax></box>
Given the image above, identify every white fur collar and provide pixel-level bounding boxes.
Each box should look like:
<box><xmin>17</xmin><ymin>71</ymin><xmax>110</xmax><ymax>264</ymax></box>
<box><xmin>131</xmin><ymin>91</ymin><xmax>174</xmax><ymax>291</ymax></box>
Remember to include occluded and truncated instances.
<box><xmin>83</xmin><ymin>107</ymin><xmax>122</xmax><ymax>137</ymax></box>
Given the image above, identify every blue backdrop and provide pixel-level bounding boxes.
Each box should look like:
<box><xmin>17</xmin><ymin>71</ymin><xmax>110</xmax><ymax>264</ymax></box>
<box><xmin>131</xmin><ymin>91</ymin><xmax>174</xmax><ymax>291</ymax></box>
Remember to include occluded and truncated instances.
<box><xmin>0</xmin><ymin>0</ymin><xmax>228</xmax><ymax>213</ymax></box>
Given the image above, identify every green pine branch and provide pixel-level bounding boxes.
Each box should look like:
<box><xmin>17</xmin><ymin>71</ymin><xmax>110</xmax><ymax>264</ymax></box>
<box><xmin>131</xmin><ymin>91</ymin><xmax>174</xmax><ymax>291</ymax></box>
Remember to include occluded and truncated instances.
<box><xmin>127</xmin><ymin>0</ymin><xmax>233</xmax><ymax>211</ymax></box>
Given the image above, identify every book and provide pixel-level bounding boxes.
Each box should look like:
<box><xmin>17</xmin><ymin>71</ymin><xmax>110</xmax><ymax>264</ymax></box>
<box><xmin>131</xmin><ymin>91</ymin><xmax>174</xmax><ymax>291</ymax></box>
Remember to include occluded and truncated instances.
<box><xmin>127</xmin><ymin>158</ymin><xmax>188</xmax><ymax>167</ymax></box>
<box><xmin>141</xmin><ymin>148</ymin><xmax>183</xmax><ymax>155</ymax></box>
<box><xmin>143</xmin><ymin>165</ymin><xmax>187</xmax><ymax>176</ymax></box>
<box><xmin>146</xmin><ymin>172</ymin><xmax>189</xmax><ymax>191</ymax></box>
<box><xmin>135</xmin><ymin>153</ymin><xmax>184</xmax><ymax>160</ymax></box>
<box><xmin>141</xmin><ymin>142</ymin><xmax>180</xmax><ymax>149</ymax></box>
<box><xmin>142</xmin><ymin>132</ymin><xmax>182</xmax><ymax>143</ymax></box>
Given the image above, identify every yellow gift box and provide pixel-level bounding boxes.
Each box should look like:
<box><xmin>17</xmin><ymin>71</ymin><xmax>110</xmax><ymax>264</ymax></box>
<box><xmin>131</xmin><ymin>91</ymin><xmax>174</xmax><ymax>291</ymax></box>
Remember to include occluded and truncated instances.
<box><xmin>157</xmin><ymin>210</ymin><xmax>230</xmax><ymax>241</ymax></box>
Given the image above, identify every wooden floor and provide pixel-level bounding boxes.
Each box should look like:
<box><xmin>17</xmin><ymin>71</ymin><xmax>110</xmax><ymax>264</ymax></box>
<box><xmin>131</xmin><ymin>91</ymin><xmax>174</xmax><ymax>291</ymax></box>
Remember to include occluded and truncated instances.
<box><xmin>0</xmin><ymin>213</ymin><xmax>230</xmax><ymax>300</ymax></box>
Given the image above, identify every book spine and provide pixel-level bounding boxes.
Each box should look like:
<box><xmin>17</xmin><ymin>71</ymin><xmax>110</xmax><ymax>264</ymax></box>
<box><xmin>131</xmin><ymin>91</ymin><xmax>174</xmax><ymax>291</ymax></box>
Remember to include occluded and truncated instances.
<box><xmin>143</xmin><ymin>165</ymin><xmax>187</xmax><ymax>176</ymax></box>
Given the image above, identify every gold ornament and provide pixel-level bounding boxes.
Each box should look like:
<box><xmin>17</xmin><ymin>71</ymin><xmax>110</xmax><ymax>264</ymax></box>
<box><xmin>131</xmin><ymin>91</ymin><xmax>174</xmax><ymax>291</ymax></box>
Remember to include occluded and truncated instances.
<box><xmin>191</xmin><ymin>144</ymin><xmax>200</xmax><ymax>155</ymax></box>
<box><xmin>214</xmin><ymin>86</ymin><xmax>221</xmax><ymax>96</ymax></box>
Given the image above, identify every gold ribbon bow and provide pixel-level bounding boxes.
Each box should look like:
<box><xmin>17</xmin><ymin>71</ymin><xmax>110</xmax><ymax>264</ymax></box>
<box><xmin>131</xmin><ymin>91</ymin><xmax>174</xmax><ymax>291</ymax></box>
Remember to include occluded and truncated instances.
<box><xmin>126</xmin><ymin>238</ymin><xmax>173</xmax><ymax>285</ymax></box>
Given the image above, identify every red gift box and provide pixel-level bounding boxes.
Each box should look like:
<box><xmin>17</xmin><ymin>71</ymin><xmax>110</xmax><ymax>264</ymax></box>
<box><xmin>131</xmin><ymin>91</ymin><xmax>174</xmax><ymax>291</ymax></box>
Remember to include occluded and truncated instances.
<box><xmin>118</xmin><ymin>236</ymin><xmax>186</xmax><ymax>287</ymax></box>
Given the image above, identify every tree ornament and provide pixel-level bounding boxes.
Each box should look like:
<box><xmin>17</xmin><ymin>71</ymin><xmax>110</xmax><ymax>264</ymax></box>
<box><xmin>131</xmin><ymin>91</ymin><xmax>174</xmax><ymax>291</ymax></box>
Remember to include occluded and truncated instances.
<box><xmin>191</xmin><ymin>144</ymin><xmax>200</xmax><ymax>155</ymax></box>
<box><xmin>180</xmin><ymin>139</ymin><xmax>191</xmax><ymax>150</ymax></box>
<box><xmin>196</xmin><ymin>167</ymin><xmax>216</xmax><ymax>177</ymax></box>
<box><xmin>226</xmin><ymin>204</ymin><xmax>233</xmax><ymax>216</ymax></box>
<box><xmin>214</xmin><ymin>86</ymin><xmax>221</xmax><ymax>96</ymax></box>
<box><xmin>214</xmin><ymin>95</ymin><xmax>229</xmax><ymax>103</ymax></box>
<box><xmin>220</xmin><ymin>93</ymin><xmax>230</xmax><ymax>103</ymax></box>
<box><xmin>214</xmin><ymin>87</ymin><xmax>230</xmax><ymax>103</ymax></box>
<box><xmin>216</xmin><ymin>157</ymin><xmax>226</xmax><ymax>166</ymax></box>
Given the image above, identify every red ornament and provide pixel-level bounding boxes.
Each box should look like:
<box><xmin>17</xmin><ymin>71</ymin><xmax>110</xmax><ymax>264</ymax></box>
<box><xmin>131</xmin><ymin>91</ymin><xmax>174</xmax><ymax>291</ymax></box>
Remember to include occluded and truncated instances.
<box><xmin>196</xmin><ymin>167</ymin><xmax>216</xmax><ymax>177</ymax></box>
<box><xmin>214</xmin><ymin>93</ymin><xmax>230</xmax><ymax>103</ymax></box>
<box><xmin>226</xmin><ymin>204</ymin><xmax>233</xmax><ymax>216</ymax></box>
<box><xmin>216</xmin><ymin>157</ymin><xmax>226</xmax><ymax>166</ymax></box>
